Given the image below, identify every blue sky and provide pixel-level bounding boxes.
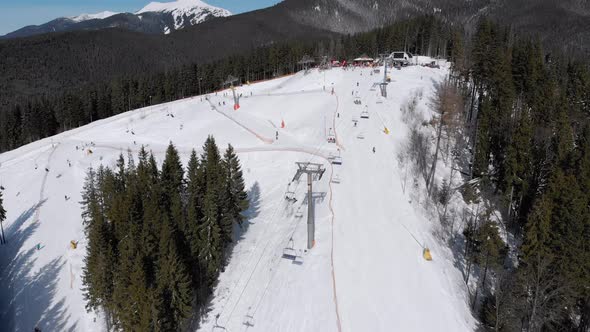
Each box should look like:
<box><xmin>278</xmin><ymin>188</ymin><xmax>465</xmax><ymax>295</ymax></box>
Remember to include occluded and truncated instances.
<box><xmin>0</xmin><ymin>0</ymin><xmax>282</xmax><ymax>35</ymax></box>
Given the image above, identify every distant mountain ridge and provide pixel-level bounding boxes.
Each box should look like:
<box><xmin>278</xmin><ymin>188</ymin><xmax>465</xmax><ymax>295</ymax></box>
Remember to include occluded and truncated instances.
<box><xmin>1</xmin><ymin>0</ymin><xmax>231</xmax><ymax>39</ymax></box>
<box><xmin>1</xmin><ymin>0</ymin><xmax>589</xmax><ymax>113</ymax></box>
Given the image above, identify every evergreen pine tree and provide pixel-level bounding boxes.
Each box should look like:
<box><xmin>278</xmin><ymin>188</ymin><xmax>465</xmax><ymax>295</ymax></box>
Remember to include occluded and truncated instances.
<box><xmin>219</xmin><ymin>144</ymin><xmax>249</xmax><ymax>248</ymax></box>
<box><xmin>155</xmin><ymin>217</ymin><xmax>193</xmax><ymax>331</ymax></box>
<box><xmin>186</xmin><ymin>150</ymin><xmax>204</xmax><ymax>284</ymax></box>
<box><xmin>473</xmin><ymin>96</ymin><xmax>492</xmax><ymax>178</ymax></box>
<box><xmin>198</xmin><ymin>186</ymin><xmax>222</xmax><ymax>287</ymax></box>
<box><xmin>81</xmin><ymin>167</ymin><xmax>116</xmax><ymax>328</ymax></box>
<box><xmin>124</xmin><ymin>256</ymin><xmax>153</xmax><ymax>331</ymax></box>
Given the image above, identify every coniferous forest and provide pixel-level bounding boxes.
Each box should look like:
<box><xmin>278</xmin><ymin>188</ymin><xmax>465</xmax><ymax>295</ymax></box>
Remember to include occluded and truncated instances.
<box><xmin>445</xmin><ymin>20</ymin><xmax>590</xmax><ymax>331</ymax></box>
<box><xmin>81</xmin><ymin>138</ymin><xmax>248</xmax><ymax>330</ymax></box>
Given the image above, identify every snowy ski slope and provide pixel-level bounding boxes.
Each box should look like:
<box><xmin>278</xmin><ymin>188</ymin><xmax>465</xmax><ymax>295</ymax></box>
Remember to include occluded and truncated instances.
<box><xmin>0</xmin><ymin>59</ymin><xmax>475</xmax><ymax>331</ymax></box>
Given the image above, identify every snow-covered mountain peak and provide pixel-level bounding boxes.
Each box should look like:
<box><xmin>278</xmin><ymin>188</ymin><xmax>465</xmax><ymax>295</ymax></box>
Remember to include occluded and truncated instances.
<box><xmin>68</xmin><ymin>11</ymin><xmax>120</xmax><ymax>23</ymax></box>
<box><xmin>137</xmin><ymin>0</ymin><xmax>231</xmax><ymax>31</ymax></box>
<box><xmin>136</xmin><ymin>0</ymin><xmax>231</xmax><ymax>16</ymax></box>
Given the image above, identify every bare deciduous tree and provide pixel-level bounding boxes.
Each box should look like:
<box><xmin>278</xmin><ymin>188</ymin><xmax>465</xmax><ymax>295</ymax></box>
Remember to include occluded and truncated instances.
<box><xmin>426</xmin><ymin>79</ymin><xmax>464</xmax><ymax>196</ymax></box>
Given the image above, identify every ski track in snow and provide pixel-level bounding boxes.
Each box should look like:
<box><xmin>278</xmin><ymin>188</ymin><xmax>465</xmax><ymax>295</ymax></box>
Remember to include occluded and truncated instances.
<box><xmin>0</xmin><ymin>60</ymin><xmax>476</xmax><ymax>331</ymax></box>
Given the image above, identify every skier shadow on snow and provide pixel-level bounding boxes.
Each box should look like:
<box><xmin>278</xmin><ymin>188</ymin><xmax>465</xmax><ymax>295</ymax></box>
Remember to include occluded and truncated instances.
<box><xmin>0</xmin><ymin>200</ymin><xmax>76</xmax><ymax>332</ymax></box>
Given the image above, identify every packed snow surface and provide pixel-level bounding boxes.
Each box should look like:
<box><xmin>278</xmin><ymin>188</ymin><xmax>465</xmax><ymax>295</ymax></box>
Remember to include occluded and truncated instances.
<box><xmin>0</xmin><ymin>59</ymin><xmax>475</xmax><ymax>331</ymax></box>
<box><xmin>68</xmin><ymin>11</ymin><xmax>120</xmax><ymax>22</ymax></box>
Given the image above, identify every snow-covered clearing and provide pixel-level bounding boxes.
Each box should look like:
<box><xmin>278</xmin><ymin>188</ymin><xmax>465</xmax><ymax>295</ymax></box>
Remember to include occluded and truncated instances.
<box><xmin>0</xmin><ymin>60</ymin><xmax>475</xmax><ymax>331</ymax></box>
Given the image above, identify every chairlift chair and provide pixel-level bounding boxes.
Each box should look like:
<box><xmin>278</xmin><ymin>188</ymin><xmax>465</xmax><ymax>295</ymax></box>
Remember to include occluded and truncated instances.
<box><xmin>285</xmin><ymin>182</ymin><xmax>297</xmax><ymax>203</ymax></box>
<box><xmin>357</xmin><ymin>132</ymin><xmax>365</xmax><ymax>139</ymax></box>
<box><xmin>329</xmin><ymin>155</ymin><xmax>343</xmax><ymax>165</ymax></box>
<box><xmin>327</xmin><ymin>128</ymin><xmax>336</xmax><ymax>143</ymax></box>
<box><xmin>282</xmin><ymin>238</ymin><xmax>304</xmax><ymax>264</ymax></box>
<box><xmin>282</xmin><ymin>238</ymin><xmax>298</xmax><ymax>260</ymax></box>
<box><xmin>360</xmin><ymin>110</ymin><xmax>369</xmax><ymax>119</ymax></box>
<box><xmin>294</xmin><ymin>207</ymin><xmax>303</xmax><ymax>218</ymax></box>
<box><xmin>331</xmin><ymin>174</ymin><xmax>341</xmax><ymax>183</ymax></box>
<box><xmin>285</xmin><ymin>191</ymin><xmax>297</xmax><ymax>203</ymax></box>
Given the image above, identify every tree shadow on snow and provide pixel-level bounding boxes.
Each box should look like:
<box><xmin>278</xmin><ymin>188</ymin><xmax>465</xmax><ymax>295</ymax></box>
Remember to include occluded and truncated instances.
<box><xmin>0</xmin><ymin>200</ymin><xmax>77</xmax><ymax>331</ymax></box>
<box><xmin>195</xmin><ymin>182</ymin><xmax>262</xmax><ymax>330</ymax></box>
<box><xmin>235</xmin><ymin>181</ymin><xmax>262</xmax><ymax>241</ymax></box>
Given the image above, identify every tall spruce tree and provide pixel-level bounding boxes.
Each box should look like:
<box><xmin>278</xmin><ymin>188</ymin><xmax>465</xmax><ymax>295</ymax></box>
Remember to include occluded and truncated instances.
<box><xmin>81</xmin><ymin>167</ymin><xmax>116</xmax><ymax>328</ymax></box>
<box><xmin>198</xmin><ymin>185</ymin><xmax>223</xmax><ymax>287</ymax></box>
<box><xmin>155</xmin><ymin>216</ymin><xmax>193</xmax><ymax>331</ymax></box>
<box><xmin>219</xmin><ymin>144</ymin><xmax>249</xmax><ymax>248</ymax></box>
<box><xmin>186</xmin><ymin>150</ymin><xmax>204</xmax><ymax>286</ymax></box>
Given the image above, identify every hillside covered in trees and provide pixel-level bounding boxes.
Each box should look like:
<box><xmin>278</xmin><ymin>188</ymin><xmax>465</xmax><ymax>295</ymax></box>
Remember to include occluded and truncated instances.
<box><xmin>445</xmin><ymin>20</ymin><xmax>590</xmax><ymax>331</ymax></box>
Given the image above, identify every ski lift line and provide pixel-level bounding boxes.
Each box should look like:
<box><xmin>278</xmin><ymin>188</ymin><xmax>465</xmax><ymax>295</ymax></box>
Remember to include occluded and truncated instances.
<box><xmin>246</xmin><ymin>200</ymin><xmax>308</xmax><ymax>327</ymax></box>
<box><xmin>400</xmin><ymin>223</ymin><xmax>425</xmax><ymax>249</ymax></box>
<box><xmin>205</xmin><ymin>149</ymin><xmax>329</xmax><ymax>325</ymax></box>
<box><xmin>239</xmin><ymin>93</ymin><xmax>345</xmax><ymax>327</ymax></box>
<box><xmin>223</xmin><ymin>194</ymin><xmax>306</xmax><ymax>327</ymax></box>
<box><xmin>224</xmin><ymin>151</ymin><xmax>333</xmax><ymax>323</ymax></box>
<box><xmin>221</xmin><ymin>150</ymin><xmax>335</xmax><ymax>327</ymax></box>
<box><xmin>247</xmin><ymin>163</ymin><xmax>342</xmax><ymax>332</ymax></box>
<box><xmin>218</xmin><ymin>161</ymin><xmax>315</xmax><ymax>322</ymax></box>
<box><xmin>221</xmin><ymin>185</ymin><xmax>294</xmax><ymax>327</ymax></box>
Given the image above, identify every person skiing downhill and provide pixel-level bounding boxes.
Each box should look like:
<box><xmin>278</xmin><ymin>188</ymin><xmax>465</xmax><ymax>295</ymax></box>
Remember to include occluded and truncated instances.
<box><xmin>372</xmin><ymin>146</ymin><xmax>375</xmax><ymax>153</ymax></box>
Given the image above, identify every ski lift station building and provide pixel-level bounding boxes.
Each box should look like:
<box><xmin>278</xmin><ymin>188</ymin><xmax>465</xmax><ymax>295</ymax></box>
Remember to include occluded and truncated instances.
<box><xmin>353</xmin><ymin>55</ymin><xmax>375</xmax><ymax>66</ymax></box>
<box><xmin>390</xmin><ymin>51</ymin><xmax>414</xmax><ymax>66</ymax></box>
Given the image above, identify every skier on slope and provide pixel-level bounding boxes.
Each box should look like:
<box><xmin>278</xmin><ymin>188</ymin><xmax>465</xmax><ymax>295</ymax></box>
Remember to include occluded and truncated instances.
<box><xmin>276</xmin><ymin>131</ymin><xmax>279</xmax><ymax>140</ymax></box>
<box><xmin>372</xmin><ymin>146</ymin><xmax>376</xmax><ymax>153</ymax></box>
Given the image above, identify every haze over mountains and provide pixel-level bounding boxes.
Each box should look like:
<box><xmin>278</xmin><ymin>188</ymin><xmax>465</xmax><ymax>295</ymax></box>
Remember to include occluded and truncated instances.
<box><xmin>1</xmin><ymin>0</ymin><xmax>232</xmax><ymax>39</ymax></box>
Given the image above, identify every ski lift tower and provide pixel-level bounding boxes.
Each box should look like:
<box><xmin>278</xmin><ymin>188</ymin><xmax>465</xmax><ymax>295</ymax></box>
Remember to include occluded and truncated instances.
<box><xmin>319</xmin><ymin>55</ymin><xmax>330</xmax><ymax>70</ymax></box>
<box><xmin>298</xmin><ymin>55</ymin><xmax>315</xmax><ymax>74</ymax></box>
<box><xmin>223</xmin><ymin>75</ymin><xmax>241</xmax><ymax>110</ymax></box>
<box><xmin>378</xmin><ymin>53</ymin><xmax>390</xmax><ymax>98</ymax></box>
<box><xmin>292</xmin><ymin>162</ymin><xmax>326</xmax><ymax>249</ymax></box>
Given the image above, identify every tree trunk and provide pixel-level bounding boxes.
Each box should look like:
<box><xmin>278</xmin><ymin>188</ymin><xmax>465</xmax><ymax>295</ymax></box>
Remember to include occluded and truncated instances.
<box><xmin>472</xmin><ymin>249</ymin><xmax>490</xmax><ymax>311</ymax></box>
<box><xmin>427</xmin><ymin>112</ymin><xmax>445</xmax><ymax>195</ymax></box>
<box><xmin>579</xmin><ymin>296</ymin><xmax>590</xmax><ymax>332</ymax></box>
